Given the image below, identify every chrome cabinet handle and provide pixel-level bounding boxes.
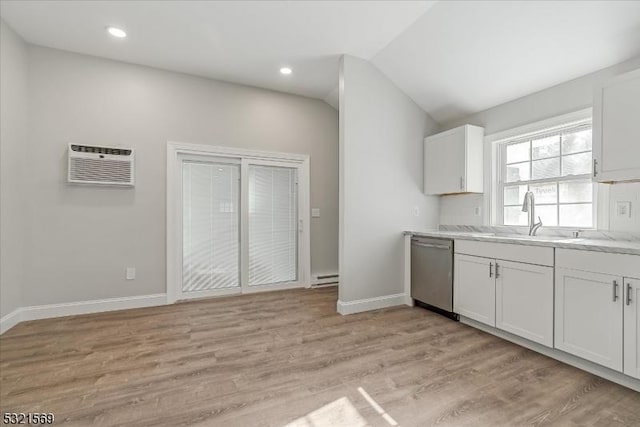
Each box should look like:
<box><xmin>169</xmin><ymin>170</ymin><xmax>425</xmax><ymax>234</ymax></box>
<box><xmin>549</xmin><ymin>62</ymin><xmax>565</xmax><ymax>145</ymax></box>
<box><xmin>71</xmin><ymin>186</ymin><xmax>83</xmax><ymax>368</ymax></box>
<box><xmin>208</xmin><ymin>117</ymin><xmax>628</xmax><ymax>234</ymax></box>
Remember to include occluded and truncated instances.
<box><xmin>627</xmin><ymin>282</ymin><xmax>633</xmax><ymax>306</ymax></box>
<box><xmin>459</xmin><ymin>176</ymin><xmax>464</xmax><ymax>190</ymax></box>
<box><xmin>593</xmin><ymin>159</ymin><xmax>598</xmax><ymax>177</ymax></box>
<box><xmin>489</xmin><ymin>262</ymin><xmax>493</xmax><ymax>278</ymax></box>
<box><xmin>495</xmin><ymin>263</ymin><xmax>500</xmax><ymax>279</ymax></box>
<box><xmin>613</xmin><ymin>280</ymin><xmax>619</xmax><ymax>302</ymax></box>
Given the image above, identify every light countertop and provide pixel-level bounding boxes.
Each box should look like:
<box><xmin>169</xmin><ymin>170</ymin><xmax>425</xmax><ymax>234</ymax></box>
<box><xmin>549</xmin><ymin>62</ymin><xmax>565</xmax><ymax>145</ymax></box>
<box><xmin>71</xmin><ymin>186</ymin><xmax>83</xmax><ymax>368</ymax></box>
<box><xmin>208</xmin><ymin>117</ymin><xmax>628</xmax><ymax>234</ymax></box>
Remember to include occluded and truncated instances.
<box><xmin>404</xmin><ymin>230</ymin><xmax>640</xmax><ymax>256</ymax></box>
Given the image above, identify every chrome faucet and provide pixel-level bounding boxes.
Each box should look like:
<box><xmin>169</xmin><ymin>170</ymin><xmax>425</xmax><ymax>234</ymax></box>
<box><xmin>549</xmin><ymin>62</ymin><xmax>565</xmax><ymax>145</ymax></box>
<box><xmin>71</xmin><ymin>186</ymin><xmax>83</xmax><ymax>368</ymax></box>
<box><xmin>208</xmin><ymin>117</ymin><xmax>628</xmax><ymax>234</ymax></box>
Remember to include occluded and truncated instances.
<box><xmin>522</xmin><ymin>191</ymin><xmax>542</xmax><ymax>236</ymax></box>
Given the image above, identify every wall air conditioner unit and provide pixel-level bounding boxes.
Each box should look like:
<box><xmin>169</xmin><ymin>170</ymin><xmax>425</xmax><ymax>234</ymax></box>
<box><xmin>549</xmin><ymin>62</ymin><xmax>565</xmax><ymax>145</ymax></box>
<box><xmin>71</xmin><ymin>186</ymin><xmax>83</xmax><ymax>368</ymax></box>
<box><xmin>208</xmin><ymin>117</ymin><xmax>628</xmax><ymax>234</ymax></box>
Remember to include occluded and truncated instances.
<box><xmin>67</xmin><ymin>144</ymin><xmax>135</xmax><ymax>186</ymax></box>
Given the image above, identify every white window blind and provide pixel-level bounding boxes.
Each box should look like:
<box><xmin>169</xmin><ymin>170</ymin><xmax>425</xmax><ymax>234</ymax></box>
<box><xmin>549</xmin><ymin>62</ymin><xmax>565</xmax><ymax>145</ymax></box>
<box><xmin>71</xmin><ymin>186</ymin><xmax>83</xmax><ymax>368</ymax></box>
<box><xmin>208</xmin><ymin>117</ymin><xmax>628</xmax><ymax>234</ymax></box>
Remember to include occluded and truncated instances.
<box><xmin>182</xmin><ymin>161</ymin><xmax>240</xmax><ymax>291</ymax></box>
<box><xmin>248</xmin><ymin>165</ymin><xmax>298</xmax><ymax>286</ymax></box>
<box><xmin>498</xmin><ymin>123</ymin><xmax>594</xmax><ymax>228</ymax></box>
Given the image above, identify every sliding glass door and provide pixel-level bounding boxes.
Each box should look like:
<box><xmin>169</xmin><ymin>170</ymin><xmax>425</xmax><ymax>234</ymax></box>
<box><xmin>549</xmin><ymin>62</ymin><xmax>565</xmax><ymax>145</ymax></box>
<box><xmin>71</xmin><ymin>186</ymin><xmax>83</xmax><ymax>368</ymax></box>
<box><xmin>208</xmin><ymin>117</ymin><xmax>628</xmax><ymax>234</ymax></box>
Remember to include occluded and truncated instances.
<box><xmin>248</xmin><ymin>165</ymin><xmax>298</xmax><ymax>287</ymax></box>
<box><xmin>182</xmin><ymin>158</ymin><xmax>241</xmax><ymax>298</ymax></box>
<box><xmin>178</xmin><ymin>154</ymin><xmax>300</xmax><ymax>300</ymax></box>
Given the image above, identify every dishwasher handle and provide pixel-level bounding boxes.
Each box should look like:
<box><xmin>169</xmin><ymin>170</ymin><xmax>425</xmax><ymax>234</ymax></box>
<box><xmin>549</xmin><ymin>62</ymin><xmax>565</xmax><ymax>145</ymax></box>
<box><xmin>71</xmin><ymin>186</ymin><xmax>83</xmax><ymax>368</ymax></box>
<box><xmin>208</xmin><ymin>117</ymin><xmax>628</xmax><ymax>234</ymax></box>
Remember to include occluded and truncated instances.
<box><xmin>411</xmin><ymin>242</ymin><xmax>451</xmax><ymax>250</ymax></box>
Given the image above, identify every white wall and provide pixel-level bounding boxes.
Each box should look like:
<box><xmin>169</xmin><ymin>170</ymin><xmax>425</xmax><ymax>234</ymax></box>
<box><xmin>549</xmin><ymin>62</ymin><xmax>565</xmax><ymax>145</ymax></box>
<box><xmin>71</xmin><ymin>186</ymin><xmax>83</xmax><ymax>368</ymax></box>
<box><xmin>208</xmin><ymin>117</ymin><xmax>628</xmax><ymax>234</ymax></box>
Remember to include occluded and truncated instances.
<box><xmin>18</xmin><ymin>45</ymin><xmax>338</xmax><ymax>307</ymax></box>
<box><xmin>338</xmin><ymin>55</ymin><xmax>439</xmax><ymax>306</ymax></box>
<box><xmin>0</xmin><ymin>21</ymin><xmax>27</xmax><ymax>319</ymax></box>
<box><xmin>440</xmin><ymin>56</ymin><xmax>640</xmax><ymax>231</ymax></box>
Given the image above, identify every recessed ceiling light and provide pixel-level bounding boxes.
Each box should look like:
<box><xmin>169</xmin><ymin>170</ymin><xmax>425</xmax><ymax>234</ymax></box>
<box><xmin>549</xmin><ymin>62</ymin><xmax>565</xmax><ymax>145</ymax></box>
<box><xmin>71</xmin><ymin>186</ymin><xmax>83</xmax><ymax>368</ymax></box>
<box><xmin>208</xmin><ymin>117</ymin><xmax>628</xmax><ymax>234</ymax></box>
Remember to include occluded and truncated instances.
<box><xmin>107</xmin><ymin>27</ymin><xmax>127</xmax><ymax>38</ymax></box>
<box><xmin>280</xmin><ymin>67</ymin><xmax>292</xmax><ymax>75</ymax></box>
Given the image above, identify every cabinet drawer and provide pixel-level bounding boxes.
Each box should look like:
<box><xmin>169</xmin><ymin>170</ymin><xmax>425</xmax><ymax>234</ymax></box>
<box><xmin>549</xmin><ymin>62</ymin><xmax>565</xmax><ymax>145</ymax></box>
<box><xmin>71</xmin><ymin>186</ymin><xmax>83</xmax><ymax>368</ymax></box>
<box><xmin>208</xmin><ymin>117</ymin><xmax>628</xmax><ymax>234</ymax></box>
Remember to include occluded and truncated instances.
<box><xmin>455</xmin><ymin>240</ymin><xmax>553</xmax><ymax>267</ymax></box>
<box><xmin>556</xmin><ymin>249</ymin><xmax>640</xmax><ymax>278</ymax></box>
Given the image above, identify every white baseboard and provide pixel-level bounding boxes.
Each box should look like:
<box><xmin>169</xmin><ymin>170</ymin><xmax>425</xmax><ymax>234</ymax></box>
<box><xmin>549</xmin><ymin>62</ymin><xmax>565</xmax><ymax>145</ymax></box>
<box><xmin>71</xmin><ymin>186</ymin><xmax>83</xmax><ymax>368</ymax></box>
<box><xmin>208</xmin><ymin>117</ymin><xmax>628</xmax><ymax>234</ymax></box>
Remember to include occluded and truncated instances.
<box><xmin>461</xmin><ymin>316</ymin><xmax>640</xmax><ymax>392</ymax></box>
<box><xmin>311</xmin><ymin>283</ymin><xmax>338</xmax><ymax>289</ymax></box>
<box><xmin>0</xmin><ymin>308</ymin><xmax>23</xmax><ymax>335</ymax></box>
<box><xmin>0</xmin><ymin>294</ymin><xmax>167</xmax><ymax>335</ymax></box>
<box><xmin>337</xmin><ymin>293</ymin><xmax>406</xmax><ymax>315</ymax></box>
<box><xmin>403</xmin><ymin>294</ymin><xmax>414</xmax><ymax>306</ymax></box>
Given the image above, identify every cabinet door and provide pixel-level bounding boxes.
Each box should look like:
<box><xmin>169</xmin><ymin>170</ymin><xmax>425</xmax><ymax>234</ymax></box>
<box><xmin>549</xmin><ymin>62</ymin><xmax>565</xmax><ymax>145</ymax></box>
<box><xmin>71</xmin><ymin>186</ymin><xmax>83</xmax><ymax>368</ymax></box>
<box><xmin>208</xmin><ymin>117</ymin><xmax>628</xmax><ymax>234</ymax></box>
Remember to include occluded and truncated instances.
<box><xmin>424</xmin><ymin>128</ymin><xmax>465</xmax><ymax>195</ymax></box>
<box><xmin>555</xmin><ymin>268</ymin><xmax>623</xmax><ymax>371</ymax></box>
<box><xmin>454</xmin><ymin>254</ymin><xmax>495</xmax><ymax>326</ymax></box>
<box><xmin>593</xmin><ymin>68</ymin><xmax>640</xmax><ymax>182</ymax></box>
<box><xmin>496</xmin><ymin>261</ymin><xmax>553</xmax><ymax>347</ymax></box>
<box><xmin>624</xmin><ymin>277</ymin><xmax>640</xmax><ymax>379</ymax></box>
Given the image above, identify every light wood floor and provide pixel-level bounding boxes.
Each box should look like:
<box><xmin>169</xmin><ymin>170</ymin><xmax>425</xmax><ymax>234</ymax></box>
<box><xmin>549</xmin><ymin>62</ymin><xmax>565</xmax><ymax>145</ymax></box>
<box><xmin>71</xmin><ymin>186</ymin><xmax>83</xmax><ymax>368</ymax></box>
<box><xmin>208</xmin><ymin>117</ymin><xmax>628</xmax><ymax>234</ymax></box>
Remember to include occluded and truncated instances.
<box><xmin>1</xmin><ymin>287</ymin><xmax>639</xmax><ymax>426</ymax></box>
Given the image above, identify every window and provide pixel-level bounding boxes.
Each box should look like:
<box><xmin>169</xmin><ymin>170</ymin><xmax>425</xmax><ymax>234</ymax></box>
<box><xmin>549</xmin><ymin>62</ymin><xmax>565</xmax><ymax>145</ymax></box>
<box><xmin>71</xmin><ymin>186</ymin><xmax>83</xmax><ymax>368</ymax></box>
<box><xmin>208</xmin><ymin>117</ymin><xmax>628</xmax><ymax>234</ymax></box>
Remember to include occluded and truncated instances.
<box><xmin>498</xmin><ymin>123</ymin><xmax>594</xmax><ymax>228</ymax></box>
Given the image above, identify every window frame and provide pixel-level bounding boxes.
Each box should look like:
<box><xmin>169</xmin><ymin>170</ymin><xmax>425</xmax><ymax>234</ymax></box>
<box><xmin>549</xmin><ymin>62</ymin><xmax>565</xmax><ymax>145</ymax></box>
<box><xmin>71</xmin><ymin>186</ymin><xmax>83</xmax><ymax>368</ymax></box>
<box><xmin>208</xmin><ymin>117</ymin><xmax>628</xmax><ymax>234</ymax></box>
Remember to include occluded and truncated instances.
<box><xmin>494</xmin><ymin>119</ymin><xmax>597</xmax><ymax>229</ymax></box>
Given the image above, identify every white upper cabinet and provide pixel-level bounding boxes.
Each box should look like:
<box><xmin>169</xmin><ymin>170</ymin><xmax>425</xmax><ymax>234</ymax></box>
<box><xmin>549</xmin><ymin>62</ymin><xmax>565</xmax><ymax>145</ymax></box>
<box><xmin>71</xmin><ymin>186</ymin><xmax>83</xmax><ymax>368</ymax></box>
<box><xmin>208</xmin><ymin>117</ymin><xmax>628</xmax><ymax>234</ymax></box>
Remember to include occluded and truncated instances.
<box><xmin>592</xmin><ymin>68</ymin><xmax>640</xmax><ymax>182</ymax></box>
<box><xmin>424</xmin><ymin>124</ymin><xmax>484</xmax><ymax>195</ymax></box>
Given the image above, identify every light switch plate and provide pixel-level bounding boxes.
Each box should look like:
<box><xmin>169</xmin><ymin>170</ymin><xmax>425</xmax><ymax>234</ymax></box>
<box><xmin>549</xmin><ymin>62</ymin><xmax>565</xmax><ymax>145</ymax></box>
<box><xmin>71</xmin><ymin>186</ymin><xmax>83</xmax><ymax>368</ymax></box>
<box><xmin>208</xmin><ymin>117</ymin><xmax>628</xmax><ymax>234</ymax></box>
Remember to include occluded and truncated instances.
<box><xmin>616</xmin><ymin>201</ymin><xmax>631</xmax><ymax>218</ymax></box>
<box><xmin>126</xmin><ymin>267</ymin><xmax>136</xmax><ymax>280</ymax></box>
<box><xmin>311</xmin><ymin>208</ymin><xmax>321</xmax><ymax>218</ymax></box>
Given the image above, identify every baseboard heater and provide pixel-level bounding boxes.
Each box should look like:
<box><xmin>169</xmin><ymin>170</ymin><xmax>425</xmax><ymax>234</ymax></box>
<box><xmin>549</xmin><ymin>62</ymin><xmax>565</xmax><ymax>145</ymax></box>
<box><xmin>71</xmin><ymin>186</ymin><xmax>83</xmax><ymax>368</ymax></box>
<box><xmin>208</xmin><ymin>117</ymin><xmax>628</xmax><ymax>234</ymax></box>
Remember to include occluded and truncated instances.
<box><xmin>312</xmin><ymin>273</ymin><xmax>339</xmax><ymax>287</ymax></box>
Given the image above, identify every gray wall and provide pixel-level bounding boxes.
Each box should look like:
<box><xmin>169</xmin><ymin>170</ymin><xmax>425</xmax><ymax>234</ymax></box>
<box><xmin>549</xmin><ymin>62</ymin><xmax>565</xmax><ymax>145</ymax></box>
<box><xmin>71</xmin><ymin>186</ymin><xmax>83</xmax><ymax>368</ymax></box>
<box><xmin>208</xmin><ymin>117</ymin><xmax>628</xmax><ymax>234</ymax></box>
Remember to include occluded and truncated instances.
<box><xmin>0</xmin><ymin>21</ymin><xmax>27</xmax><ymax>319</ymax></box>
<box><xmin>19</xmin><ymin>45</ymin><xmax>338</xmax><ymax>306</ymax></box>
<box><xmin>339</xmin><ymin>55</ymin><xmax>439</xmax><ymax>304</ymax></box>
<box><xmin>440</xmin><ymin>56</ymin><xmax>640</xmax><ymax>232</ymax></box>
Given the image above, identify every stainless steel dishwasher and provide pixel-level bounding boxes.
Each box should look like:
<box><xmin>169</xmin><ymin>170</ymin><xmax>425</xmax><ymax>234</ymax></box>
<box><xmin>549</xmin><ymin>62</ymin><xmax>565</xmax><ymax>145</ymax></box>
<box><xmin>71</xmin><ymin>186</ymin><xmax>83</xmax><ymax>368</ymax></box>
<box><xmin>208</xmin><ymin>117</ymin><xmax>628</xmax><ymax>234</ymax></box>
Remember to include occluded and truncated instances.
<box><xmin>410</xmin><ymin>236</ymin><xmax>457</xmax><ymax>320</ymax></box>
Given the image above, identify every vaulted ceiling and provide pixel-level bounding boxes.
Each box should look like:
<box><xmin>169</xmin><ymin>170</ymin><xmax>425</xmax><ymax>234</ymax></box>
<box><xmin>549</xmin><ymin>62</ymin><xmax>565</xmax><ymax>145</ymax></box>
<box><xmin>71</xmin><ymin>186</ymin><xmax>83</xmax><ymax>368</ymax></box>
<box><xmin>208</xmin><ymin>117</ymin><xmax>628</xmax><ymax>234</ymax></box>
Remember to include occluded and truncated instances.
<box><xmin>2</xmin><ymin>1</ymin><xmax>639</xmax><ymax>123</ymax></box>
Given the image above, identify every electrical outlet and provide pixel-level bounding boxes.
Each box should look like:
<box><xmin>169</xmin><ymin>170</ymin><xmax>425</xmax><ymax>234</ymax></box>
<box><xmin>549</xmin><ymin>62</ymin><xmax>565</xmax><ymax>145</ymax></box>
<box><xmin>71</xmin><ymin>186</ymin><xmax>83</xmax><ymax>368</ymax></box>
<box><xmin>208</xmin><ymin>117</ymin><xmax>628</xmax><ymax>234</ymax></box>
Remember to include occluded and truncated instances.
<box><xmin>413</xmin><ymin>206</ymin><xmax>420</xmax><ymax>217</ymax></box>
<box><xmin>616</xmin><ymin>201</ymin><xmax>631</xmax><ymax>218</ymax></box>
<box><xmin>126</xmin><ymin>267</ymin><xmax>136</xmax><ymax>280</ymax></box>
<box><xmin>474</xmin><ymin>206</ymin><xmax>482</xmax><ymax>216</ymax></box>
<box><xmin>311</xmin><ymin>208</ymin><xmax>321</xmax><ymax>218</ymax></box>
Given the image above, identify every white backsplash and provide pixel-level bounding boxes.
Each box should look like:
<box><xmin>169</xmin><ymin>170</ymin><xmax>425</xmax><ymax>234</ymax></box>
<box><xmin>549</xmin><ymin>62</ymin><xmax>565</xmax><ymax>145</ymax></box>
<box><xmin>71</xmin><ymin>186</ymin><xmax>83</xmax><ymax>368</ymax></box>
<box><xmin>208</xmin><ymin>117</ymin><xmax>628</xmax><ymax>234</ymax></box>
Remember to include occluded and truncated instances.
<box><xmin>609</xmin><ymin>182</ymin><xmax>640</xmax><ymax>232</ymax></box>
<box><xmin>439</xmin><ymin>193</ymin><xmax>485</xmax><ymax>226</ymax></box>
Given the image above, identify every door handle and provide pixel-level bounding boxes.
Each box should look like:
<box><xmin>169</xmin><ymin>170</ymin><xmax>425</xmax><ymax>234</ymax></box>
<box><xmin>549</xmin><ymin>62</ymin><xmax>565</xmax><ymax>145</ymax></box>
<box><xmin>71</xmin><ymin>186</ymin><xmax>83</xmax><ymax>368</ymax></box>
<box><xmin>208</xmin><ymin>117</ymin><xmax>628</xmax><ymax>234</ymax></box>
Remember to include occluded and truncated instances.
<box><xmin>412</xmin><ymin>242</ymin><xmax>450</xmax><ymax>250</ymax></box>
<box><xmin>489</xmin><ymin>262</ymin><xmax>493</xmax><ymax>278</ymax></box>
<box><xmin>495</xmin><ymin>262</ymin><xmax>500</xmax><ymax>279</ymax></box>
<box><xmin>459</xmin><ymin>176</ymin><xmax>464</xmax><ymax>190</ymax></box>
<box><xmin>627</xmin><ymin>282</ymin><xmax>633</xmax><ymax>306</ymax></box>
<box><xmin>593</xmin><ymin>159</ymin><xmax>598</xmax><ymax>177</ymax></box>
<box><xmin>613</xmin><ymin>280</ymin><xmax>619</xmax><ymax>302</ymax></box>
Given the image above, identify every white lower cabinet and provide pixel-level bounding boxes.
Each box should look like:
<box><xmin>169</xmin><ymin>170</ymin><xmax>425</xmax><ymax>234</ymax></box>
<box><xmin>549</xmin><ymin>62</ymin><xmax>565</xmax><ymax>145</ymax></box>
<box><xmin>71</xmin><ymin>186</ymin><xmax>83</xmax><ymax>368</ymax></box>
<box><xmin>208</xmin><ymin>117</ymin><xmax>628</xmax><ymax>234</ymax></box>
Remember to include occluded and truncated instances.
<box><xmin>496</xmin><ymin>260</ymin><xmax>554</xmax><ymax>347</ymax></box>
<box><xmin>450</xmin><ymin>244</ymin><xmax>640</xmax><ymax>387</ymax></box>
<box><xmin>454</xmin><ymin>252</ymin><xmax>553</xmax><ymax>345</ymax></box>
<box><xmin>555</xmin><ymin>268</ymin><xmax>623</xmax><ymax>371</ymax></box>
<box><xmin>454</xmin><ymin>254</ymin><xmax>495</xmax><ymax>326</ymax></box>
<box><xmin>624</xmin><ymin>277</ymin><xmax>640</xmax><ymax>379</ymax></box>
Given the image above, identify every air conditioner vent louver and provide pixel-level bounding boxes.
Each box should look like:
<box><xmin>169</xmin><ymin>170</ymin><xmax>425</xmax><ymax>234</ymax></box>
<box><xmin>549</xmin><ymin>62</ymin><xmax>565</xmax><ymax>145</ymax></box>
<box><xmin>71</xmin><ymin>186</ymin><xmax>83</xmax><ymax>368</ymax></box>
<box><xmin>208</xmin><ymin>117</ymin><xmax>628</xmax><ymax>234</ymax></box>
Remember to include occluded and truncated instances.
<box><xmin>67</xmin><ymin>143</ymin><xmax>134</xmax><ymax>186</ymax></box>
<box><xmin>70</xmin><ymin>144</ymin><xmax>132</xmax><ymax>156</ymax></box>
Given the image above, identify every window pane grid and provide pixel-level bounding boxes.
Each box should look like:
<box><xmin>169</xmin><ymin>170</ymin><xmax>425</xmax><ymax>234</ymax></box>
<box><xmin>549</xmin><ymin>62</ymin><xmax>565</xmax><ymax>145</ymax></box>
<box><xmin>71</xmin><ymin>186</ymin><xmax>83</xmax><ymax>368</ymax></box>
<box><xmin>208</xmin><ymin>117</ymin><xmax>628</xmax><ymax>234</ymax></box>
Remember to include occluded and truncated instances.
<box><xmin>513</xmin><ymin>153</ymin><xmax>558</xmax><ymax>163</ymax></box>
<box><xmin>499</xmin><ymin>124</ymin><xmax>593</xmax><ymax>228</ymax></box>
